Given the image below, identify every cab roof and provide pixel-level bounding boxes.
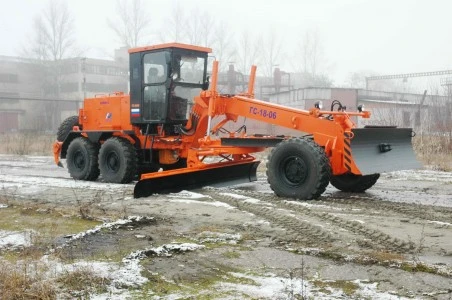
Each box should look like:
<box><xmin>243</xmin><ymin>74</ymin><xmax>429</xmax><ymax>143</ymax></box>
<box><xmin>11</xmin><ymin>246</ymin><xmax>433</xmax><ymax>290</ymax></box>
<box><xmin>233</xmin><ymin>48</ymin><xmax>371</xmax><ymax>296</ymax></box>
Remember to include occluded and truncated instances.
<box><xmin>128</xmin><ymin>42</ymin><xmax>212</xmax><ymax>54</ymax></box>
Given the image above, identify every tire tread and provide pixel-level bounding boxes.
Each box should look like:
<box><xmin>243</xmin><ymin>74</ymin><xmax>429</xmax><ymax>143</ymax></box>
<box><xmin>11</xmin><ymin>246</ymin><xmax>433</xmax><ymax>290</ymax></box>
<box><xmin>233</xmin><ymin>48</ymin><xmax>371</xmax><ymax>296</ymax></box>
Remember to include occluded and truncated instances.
<box><xmin>266</xmin><ymin>137</ymin><xmax>331</xmax><ymax>200</ymax></box>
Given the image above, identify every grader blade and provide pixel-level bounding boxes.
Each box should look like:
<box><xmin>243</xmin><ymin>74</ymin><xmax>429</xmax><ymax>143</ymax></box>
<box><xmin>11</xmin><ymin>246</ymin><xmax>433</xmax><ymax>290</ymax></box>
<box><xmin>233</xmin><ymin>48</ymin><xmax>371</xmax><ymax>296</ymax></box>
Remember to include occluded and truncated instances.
<box><xmin>349</xmin><ymin>127</ymin><xmax>421</xmax><ymax>175</ymax></box>
<box><xmin>134</xmin><ymin>161</ymin><xmax>260</xmax><ymax>198</ymax></box>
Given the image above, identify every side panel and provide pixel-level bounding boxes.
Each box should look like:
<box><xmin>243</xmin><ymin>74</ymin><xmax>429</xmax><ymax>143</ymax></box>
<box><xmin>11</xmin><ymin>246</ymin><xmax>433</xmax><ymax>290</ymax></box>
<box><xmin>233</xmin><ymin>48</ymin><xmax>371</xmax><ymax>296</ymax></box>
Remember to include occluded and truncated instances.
<box><xmin>81</xmin><ymin>95</ymin><xmax>132</xmax><ymax>131</ymax></box>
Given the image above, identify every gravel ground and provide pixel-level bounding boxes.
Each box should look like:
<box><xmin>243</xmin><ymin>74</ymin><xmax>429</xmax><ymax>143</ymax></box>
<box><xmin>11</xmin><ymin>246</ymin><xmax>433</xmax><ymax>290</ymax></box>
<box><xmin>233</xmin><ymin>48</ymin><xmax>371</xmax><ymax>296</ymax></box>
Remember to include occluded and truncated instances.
<box><xmin>0</xmin><ymin>154</ymin><xmax>451</xmax><ymax>299</ymax></box>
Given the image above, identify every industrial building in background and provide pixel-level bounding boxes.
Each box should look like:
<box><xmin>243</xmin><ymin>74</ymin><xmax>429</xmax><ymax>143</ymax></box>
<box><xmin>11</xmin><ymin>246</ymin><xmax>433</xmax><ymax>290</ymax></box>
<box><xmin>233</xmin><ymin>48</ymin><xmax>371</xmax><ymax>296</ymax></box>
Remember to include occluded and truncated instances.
<box><xmin>0</xmin><ymin>49</ymin><xmax>128</xmax><ymax>133</ymax></box>
<box><xmin>0</xmin><ymin>48</ymin><xmax>450</xmax><ymax>136</ymax></box>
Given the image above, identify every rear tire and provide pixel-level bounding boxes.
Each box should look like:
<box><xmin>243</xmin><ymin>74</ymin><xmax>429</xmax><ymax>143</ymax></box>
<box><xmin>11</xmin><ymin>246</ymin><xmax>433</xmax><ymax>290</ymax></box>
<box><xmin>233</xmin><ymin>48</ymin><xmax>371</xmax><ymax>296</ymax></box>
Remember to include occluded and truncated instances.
<box><xmin>330</xmin><ymin>173</ymin><xmax>380</xmax><ymax>193</ymax></box>
<box><xmin>99</xmin><ymin>137</ymin><xmax>137</xmax><ymax>183</ymax></box>
<box><xmin>266</xmin><ymin>137</ymin><xmax>331</xmax><ymax>200</ymax></box>
<box><xmin>57</xmin><ymin>116</ymin><xmax>80</xmax><ymax>142</ymax></box>
<box><xmin>66</xmin><ymin>137</ymin><xmax>100</xmax><ymax>181</ymax></box>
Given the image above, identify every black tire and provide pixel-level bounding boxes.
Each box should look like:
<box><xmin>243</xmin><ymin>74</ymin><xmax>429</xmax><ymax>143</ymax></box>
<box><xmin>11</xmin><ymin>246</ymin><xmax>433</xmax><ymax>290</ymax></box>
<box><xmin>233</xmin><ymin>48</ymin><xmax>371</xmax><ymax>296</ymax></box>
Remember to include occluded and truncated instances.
<box><xmin>330</xmin><ymin>173</ymin><xmax>380</xmax><ymax>193</ymax></box>
<box><xmin>57</xmin><ymin>116</ymin><xmax>80</xmax><ymax>142</ymax></box>
<box><xmin>66</xmin><ymin>137</ymin><xmax>100</xmax><ymax>181</ymax></box>
<box><xmin>98</xmin><ymin>137</ymin><xmax>137</xmax><ymax>183</ymax></box>
<box><xmin>266</xmin><ymin>137</ymin><xmax>331</xmax><ymax>200</ymax></box>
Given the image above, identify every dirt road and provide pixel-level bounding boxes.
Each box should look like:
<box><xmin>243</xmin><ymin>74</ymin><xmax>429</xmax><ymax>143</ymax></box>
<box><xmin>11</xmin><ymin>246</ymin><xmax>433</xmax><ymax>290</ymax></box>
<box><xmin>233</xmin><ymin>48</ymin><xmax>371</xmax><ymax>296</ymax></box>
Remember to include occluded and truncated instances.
<box><xmin>0</xmin><ymin>154</ymin><xmax>451</xmax><ymax>299</ymax></box>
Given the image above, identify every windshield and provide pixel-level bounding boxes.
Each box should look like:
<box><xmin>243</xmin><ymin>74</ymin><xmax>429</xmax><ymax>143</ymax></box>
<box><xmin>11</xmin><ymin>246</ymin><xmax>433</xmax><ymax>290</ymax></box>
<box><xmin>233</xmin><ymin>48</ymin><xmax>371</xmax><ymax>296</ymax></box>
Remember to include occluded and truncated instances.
<box><xmin>173</xmin><ymin>53</ymin><xmax>206</xmax><ymax>85</ymax></box>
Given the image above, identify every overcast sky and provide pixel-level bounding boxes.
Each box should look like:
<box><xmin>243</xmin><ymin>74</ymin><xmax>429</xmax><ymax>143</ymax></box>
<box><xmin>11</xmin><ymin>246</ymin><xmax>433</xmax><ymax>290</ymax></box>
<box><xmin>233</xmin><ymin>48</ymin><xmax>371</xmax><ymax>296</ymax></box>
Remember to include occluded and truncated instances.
<box><xmin>1</xmin><ymin>0</ymin><xmax>451</xmax><ymax>85</ymax></box>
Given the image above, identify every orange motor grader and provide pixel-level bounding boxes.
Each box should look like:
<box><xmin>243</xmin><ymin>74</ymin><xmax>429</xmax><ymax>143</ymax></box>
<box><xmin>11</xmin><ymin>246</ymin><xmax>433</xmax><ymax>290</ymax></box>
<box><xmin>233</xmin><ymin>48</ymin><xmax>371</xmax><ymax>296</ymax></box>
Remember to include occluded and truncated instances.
<box><xmin>53</xmin><ymin>42</ymin><xmax>419</xmax><ymax>199</ymax></box>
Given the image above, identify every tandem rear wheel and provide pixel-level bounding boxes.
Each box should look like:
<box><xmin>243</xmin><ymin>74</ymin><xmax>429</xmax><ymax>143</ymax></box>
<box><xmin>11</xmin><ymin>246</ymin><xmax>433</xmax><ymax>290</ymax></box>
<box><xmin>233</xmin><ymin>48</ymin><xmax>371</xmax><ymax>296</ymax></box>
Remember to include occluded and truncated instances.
<box><xmin>98</xmin><ymin>137</ymin><xmax>137</xmax><ymax>183</ymax></box>
<box><xmin>66</xmin><ymin>137</ymin><xmax>100</xmax><ymax>181</ymax></box>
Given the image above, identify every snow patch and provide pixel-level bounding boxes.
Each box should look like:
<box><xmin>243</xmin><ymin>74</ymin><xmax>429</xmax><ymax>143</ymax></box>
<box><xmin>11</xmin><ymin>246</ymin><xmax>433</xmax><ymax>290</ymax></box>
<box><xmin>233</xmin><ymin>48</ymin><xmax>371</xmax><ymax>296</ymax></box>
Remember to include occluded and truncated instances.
<box><xmin>168</xmin><ymin>190</ymin><xmax>211</xmax><ymax>199</ymax></box>
<box><xmin>286</xmin><ymin>200</ymin><xmax>343</xmax><ymax>211</ymax></box>
<box><xmin>385</xmin><ymin>170</ymin><xmax>452</xmax><ymax>183</ymax></box>
<box><xmin>219</xmin><ymin>192</ymin><xmax>274</xmax><ymax>205</ymax></box>
<box><xmin>197</xmin><ymin>231</ymin><xmax>242</xmax><ymax>244</ymax></box>
<box><xmin>169</xmin><ymin>199</ymin><xmax>234</xmax><ymax>209</ymax></box>
<box><xmin>428</xmin><ymin>220</ymin><xmax>452</xmax><ymax>227</ymax></box>
<box><xmin>216</xmin><ymin>272</ymin><xmax>411</xmax><ymax>299</ymax></box>
<box><xmin>0</xmin><ymin>174</ymin><xmax>129</xmax><ymax>194</ymax></box>
<box><xmin>352</xmin><ymin>219</ymin><xmax>365</xmax><ymax>224</ymax></box>
<box><xmin>128</xmin><ymin>243</ymin><xmax>205</xmax><ymax>258</ymax></box>
<box><xmin>0</xmin><ymin>230</ymin><xmax>33</xmax><ymax>249</ymax></box>
<box><xmin>51</xmin><ymin>216</ymin><xmax>154</xmax><ymax>251</ymax></box>
<box><xmin>244</xmin><ymin>219</ymin><xmax>271</xmax><ymax>226</ymax></box>
<box><xmin>220</xmin><ymin>192</ymin><xmax>249</xmax><ymax>200</ymax></box>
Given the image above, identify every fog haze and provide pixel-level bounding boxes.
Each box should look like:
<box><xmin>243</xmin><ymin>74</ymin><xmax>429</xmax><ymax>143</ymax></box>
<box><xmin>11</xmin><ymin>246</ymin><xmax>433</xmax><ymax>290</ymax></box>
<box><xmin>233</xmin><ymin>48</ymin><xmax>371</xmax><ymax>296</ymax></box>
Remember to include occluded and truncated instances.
<box><xmin>1</xmin><ymin>0</ymin><xmax>451</xmax><ymax>84</ymax></box>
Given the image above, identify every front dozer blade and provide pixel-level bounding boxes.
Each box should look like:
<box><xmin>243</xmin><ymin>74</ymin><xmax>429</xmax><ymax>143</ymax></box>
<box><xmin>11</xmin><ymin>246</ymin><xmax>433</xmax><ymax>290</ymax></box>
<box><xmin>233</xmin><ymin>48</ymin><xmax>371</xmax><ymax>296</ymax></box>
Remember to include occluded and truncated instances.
<box><xmin>134</xmin><ymin>161</ymin><xmax>260</xmax><ymax>198</ymax></box>
<box><xmin>350</xmin><ymin>127</ymin><xmax>421</xmax><ymax>175</ymax></box>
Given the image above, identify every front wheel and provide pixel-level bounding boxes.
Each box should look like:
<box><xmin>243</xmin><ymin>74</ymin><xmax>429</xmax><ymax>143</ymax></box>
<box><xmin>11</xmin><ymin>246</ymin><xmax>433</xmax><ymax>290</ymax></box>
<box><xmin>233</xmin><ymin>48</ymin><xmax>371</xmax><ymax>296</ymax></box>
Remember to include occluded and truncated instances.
<box><xmin>66</xmin><ymin>137</ymin><xmax>100</xmax><ymax>181</ymax></box>
<box><xmin>330</xmin><ymin>173</ymin><xmax>380</xmax><ymax>193</ymax></box>
<box><xmin>266</xmin><ymin>137</ymin><xmax>331</xmax><ymax>200</ymax></box>
<box><xmin>99</xmin><ymin>137</ymin><xmax>137</xmax><ymax>183</ymax></box>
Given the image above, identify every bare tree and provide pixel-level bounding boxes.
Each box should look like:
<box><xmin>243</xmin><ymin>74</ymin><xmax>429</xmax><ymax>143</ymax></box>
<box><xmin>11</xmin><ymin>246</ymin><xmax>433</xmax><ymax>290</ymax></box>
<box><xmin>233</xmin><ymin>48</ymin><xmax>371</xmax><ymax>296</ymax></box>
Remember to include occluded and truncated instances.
<box><xmin>346</xmin><ymin>70</ymin><xmax>378</xmax><ymax>88</ymax></box>
<box><xmin>259</xmin><ymin>31</ymin><xmax>283</xmax><ymax>78</ymax></box>
<box><xmin>235</xmin><ymin>30</ymin><xmax>261</xmax><ymax>75</ymax></box>
<box><xmin>158</xmin><ymin>1</ymin><xmax>186</xmax><ymax>43</ymax></box>
<box><xmin>108</xmin><ymin>0</ymin><xmax>151</xmax><ymax>48</ymax></box>
<box><xmin>185</xmin><ymin>9</ymin><xmax>202</xmax><ymax>46</ymax></box>
<box><xmin>184</xmin><ymin>8</ymin><xmax>217</xmax><ymax>47</ymax></box>
<box><xmin>212</xmin><ymin>21</ymin><xmax>236</xmax><ymax>71</ymax></box>
<box><xmin>29</xmin><ymin>17</ymin><xmax>50</xmax><ymax>61</ymax></box>
<box><xmin>199</xmin><ymin>11</ymin><xmax>216</xmax><ymax>47</ymax></box>
<box><xmin>26</xmin><ymin>0</ymin><xmax>76</xmax><ymax>62</ymax></box>
<box><xmin>23</xmin><ymin>0</ymin><xmax>78</xmax><ymax>131</ymax></box>
<box><xmin>298</xmin><ymin>29</ymin><xmax>323</xmax><ymax>76</ymax></box>
<box><xmin>295</xmin><ymin>29</ymin><xmax>333</xmax><ymax>87</ymax></box>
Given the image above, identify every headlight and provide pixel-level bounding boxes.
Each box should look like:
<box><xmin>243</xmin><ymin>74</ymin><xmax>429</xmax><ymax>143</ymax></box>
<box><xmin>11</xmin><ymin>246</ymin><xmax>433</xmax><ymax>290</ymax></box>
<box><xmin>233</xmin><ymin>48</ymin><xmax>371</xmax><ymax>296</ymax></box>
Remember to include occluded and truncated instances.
<box><xmin>314</xmin><ymin>101</ymin><xmax>323</xmax><ymax>109</ymax></box>
<box><xmin>357</xmin><ymin>104</ymin><xmax>364</xmax><ymax>112</ymax></box>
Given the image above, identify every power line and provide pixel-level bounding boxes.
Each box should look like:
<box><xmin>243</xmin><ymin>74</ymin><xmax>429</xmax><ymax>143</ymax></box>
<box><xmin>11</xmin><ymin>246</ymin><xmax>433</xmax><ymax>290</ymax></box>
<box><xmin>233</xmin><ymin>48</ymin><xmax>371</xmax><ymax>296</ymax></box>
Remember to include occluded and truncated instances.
<box><xmin>366</xmin><ymin>70</ymin><xmax>452</xmax><ymax>81</ymax></box>
<box><xmin>0</xmin><ymin>96</ymin><xmax>81</xmax><ymax>103</ymax></box>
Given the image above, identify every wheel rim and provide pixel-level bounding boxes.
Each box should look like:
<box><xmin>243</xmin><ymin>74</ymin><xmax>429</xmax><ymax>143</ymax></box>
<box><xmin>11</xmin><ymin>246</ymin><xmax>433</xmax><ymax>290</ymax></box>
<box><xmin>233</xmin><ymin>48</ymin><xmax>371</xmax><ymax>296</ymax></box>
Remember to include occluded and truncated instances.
<box><xmin>73</xmin><ymin>150</ymin><xmax>86</xmax><ymax>170</ymax></box>
<box><xmin>281</xmin><ymin>156</ymin><xmax>308</xmax><ymax>186</ymax></box>
<box><xmin>105</xmin><ymin>151</ymin><xmax>120</xmax><ymax>173</ymax></box>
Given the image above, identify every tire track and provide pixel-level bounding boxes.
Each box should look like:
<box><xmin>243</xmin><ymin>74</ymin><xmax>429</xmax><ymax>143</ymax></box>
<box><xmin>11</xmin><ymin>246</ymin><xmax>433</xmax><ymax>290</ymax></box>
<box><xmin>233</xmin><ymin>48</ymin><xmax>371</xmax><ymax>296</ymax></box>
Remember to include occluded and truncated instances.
<box><xmin>318</xmin><ymin>195</ymin><xmax>452</xmax><ymax>224</ymax></box>
<box><xmin>225</xmin><ymin>189</ymin><xmax>415</xmax><ymax>253</ymax></box>
<box><xmin>202</xmin><ymin>190</ymin><xmax>335</xmax><ymax>247</ymax></box>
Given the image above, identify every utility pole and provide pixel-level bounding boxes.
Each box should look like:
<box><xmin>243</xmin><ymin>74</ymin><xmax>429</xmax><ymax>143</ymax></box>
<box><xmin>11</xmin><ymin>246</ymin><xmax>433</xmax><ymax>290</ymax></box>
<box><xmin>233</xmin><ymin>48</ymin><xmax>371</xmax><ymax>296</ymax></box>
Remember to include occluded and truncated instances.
<box><xmin>81</xmin><ymin>57</ymin><xmax>87</xmax><ymax>100</ymax></box>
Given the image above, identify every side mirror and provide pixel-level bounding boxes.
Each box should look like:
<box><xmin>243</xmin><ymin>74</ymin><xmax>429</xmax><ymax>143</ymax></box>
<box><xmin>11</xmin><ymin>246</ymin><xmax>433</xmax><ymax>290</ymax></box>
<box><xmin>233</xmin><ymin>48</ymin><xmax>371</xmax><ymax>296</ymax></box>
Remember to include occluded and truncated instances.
<box><xmin>202</xmin><ymin>76</ymin><xmax>210</xmax><ymax>91</ymax></box>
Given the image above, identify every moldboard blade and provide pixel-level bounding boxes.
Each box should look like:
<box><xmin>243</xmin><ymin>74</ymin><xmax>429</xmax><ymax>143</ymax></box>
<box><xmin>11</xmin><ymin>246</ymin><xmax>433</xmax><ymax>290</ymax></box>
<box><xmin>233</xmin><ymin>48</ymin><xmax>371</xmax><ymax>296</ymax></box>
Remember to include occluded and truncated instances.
<box><xmin>350</xmin><ymin>127</ymin><xmax>421</xmax><ymax>175</ymax></box>
<box><xmin>134</xmin><ymin>161</ymin><xmax>260</xmax><ymax>198</ymax></box>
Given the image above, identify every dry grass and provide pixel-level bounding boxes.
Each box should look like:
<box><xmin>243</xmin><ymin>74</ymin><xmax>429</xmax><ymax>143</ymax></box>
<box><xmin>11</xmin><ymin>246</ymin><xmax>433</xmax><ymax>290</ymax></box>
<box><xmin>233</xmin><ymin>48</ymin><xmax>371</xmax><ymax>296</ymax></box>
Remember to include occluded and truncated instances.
<box><xmin>0</xmin><ymin>259</ymin><xmax>111</xmax><ymax>299</ymax></box>
<box><xmin>368</xmin><ymin>251</ymin><xmax>405</xmax><ymax>262</ymax></box>
<box><xmin>0</xmin><ymin>206</ymin><xmax>101</xmax><ymax>243</ymax></box>
<box><xmin>56</xmin><ymin>266</ymin><xmax>111</xmax><ymax>297</ymax></box>
<box><xmin>0</xmin><ymin>132</ymin><xmax>55</xmax><ymax>156</ymax></box>
<box><xmin>413</xmin><ymin>134</ymin><xmax>452</xmax><ymax>171</ymax></box>
<box><xmin>0</xmin><ymin>259</ymin><xmax>57</xmax><ymax>300</ymax></box>
<box><xmin>0</xmin><ymin>205</ymin><xmax>110</xmax><ymax>299</ymax></box>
